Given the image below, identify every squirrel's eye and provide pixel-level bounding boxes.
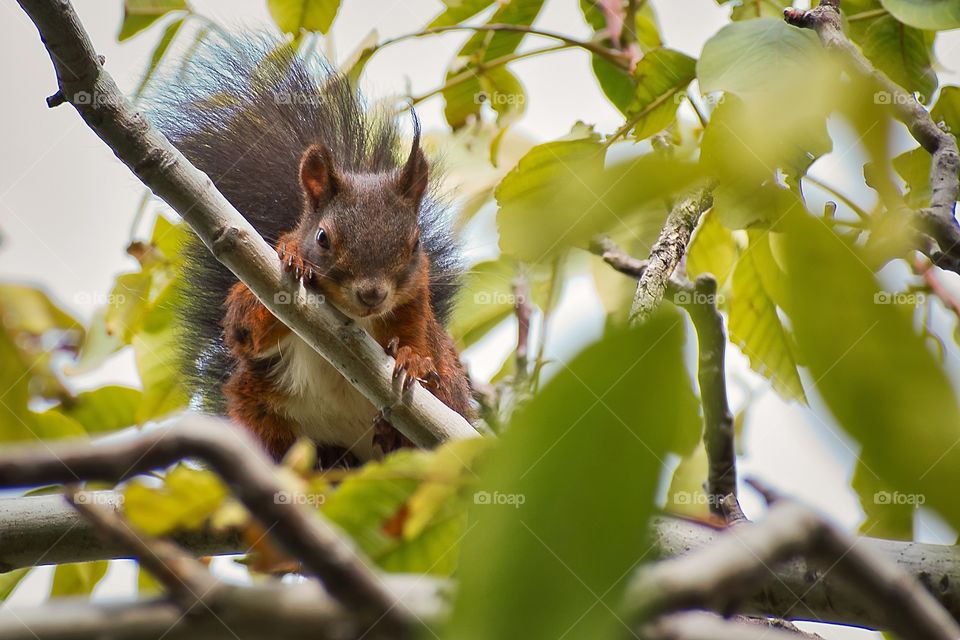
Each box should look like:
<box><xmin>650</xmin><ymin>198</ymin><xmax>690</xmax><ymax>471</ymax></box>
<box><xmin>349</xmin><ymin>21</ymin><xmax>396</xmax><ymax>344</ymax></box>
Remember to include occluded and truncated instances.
<box><xmin>316</xmin><ymin>227</ymin><xmax>330</xmax><ymax>249</ymax></box>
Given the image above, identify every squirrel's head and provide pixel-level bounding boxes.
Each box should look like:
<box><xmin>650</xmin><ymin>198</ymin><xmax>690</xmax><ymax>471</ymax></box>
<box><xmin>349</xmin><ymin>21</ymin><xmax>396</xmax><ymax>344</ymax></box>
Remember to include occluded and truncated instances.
<box><xmin>293</xmin><ymin>124</ymin><xmax>429</xmax><ymax>320</ymax></box>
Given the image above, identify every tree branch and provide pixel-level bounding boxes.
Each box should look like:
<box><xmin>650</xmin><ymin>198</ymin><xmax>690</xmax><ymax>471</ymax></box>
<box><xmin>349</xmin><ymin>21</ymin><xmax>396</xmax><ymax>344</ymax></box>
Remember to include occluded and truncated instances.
<box><xmin>628</xmin><ymin>187</ymin><xmax>714</xmax><ymax>325</ymax></box>
<box><xmin>15</xmin><ymin>0</ymin><xmax>480</xmax><ymax>448</ymax></box>
<box><xmin>641</xmin><ymin>611</ymin><xmax>821</xmax><ymax>640</ymax></box>
<box><xmin>634</xmin><ymin>500</ymin><xmax>960</xmax><ymax>639</ymax></box>
<box><xmin>784</xmin><ymin>0</ymin><xmax>960</xmax><ymax>272</ymax></box>
<box><xmin>0</xmin><ymin>416</ymin><xmax>415</xmax><ymax>636</ymax></box>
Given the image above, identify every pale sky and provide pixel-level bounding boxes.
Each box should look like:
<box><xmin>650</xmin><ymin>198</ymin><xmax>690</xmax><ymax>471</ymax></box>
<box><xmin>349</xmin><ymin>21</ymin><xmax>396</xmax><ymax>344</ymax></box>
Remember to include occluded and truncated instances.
<box><xmin>3</xmin><ymin>2</ymin><xmax>960</xmax><ymax>637</ymax></box>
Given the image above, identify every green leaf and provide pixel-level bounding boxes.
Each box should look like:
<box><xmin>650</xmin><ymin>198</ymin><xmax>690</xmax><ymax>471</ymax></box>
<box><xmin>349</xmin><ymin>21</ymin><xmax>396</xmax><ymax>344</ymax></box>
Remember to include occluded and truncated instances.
<box><xmin>892</xmin><ymin>146</ymin><xmax>933</xmax><ymax>206</ymax></box>
<box><xmin>783</xmin><ymin>213</ymin><xmax>960</xmax><ymax>531</ymax></box>
<box><xmin>58</xmin><ymin>386</ymin><xmax>144</xmax><ymax>434</ymax></box>
<box><xmin>624</xmin><ymin>48</ymin><xmax>697</xmax><ymax>141</ymax></box>
<box><xmin>105</xmin><ymin>273</ymin><xmax>152</xmax><ymax>343</ymax></box>
<box><xmin>496</xmin><ymin>133</ymin><xmax>702</xmax><ymax>261</ymax></box>
<box><xmin>429</xmin><ymin>0</ymin><xmax>497</xmax><ymax>27</ymax></box>
<box><xmin>118</xmin><ymin>0</ymin><xmax>187</xmax><ymax>41</ymax></box>
<box><xmin>932</xmin><ymin>85</ymin><xmax>960</xmax><ymax>136</ymax></box>
<box><xmin>879</xmin><ymin>0</ymin><xmax>960</xmax><ymax>30</ymax></box>
<box><xmin>65</xmin><ymin>308</ymin><xmax>125</xmax><ymax>376</ymax></box>
<box><xmin>664</xmin><ymin>443</ymin><xmax>711</xmax><ymax>518</ymax></box>
<box><xmin>133</xmin><ymin>17</ymin><xmax>185</xmax><ymax>101</ymax></box>
<box><xmin>729</xmin><ymin>232</ymin><xmax>806</xmax><ymax>402</ymax></box>
<box><xmin>32</xmin><ymin>410</ymin><xmax>87</xmax><ymax>440</ymax></box>
<box><xmin>686</xmin><ymin>208</ymin><xmax>738</xmax><ymax>287</ymax></box>
<box><xmin>698</xmin><ymin>18</ymin><xmax>823</xmax><ymax>98</ymax></box>
<box><xmin>0</xmin><ymin>568</ymin><xmax>29</xmax><ymax>601</ymax></box>
<box><xmin>860</xmin><ymin>16</ymin><xmax>937</xmax><ymax>100</ymax></box>
<box><xmin>727</xmin><ymin>0</ymin><xmax>785</xmax><ymax>20</ymax></box>
<box><xmin>0</xmin><ymin>285</ymin><xmax>81</xmax><ymax>336</ymax></box>
<box><xmin>0</xmin><ymin>328</ymin><xmax>35</xmax><ymax>442</ymax></box>
<box><xmin>449</xmin><ymin>259</ymin><xmax>518</xmax><ymax>346</ymax></box>
<box><xmin>51</xmin><ymin>562</ymin><xmax>109</xmax><ymax>597</ymax></box>
<box><xmin>133</xmin><ymin>283</ymin><xmax>188</xmax><ymax>423</ymax></box>
<box><xmin>123</xmin><ymin>464</ymin><xmax>227</xmax><ymax>536</ymax></box>
<box><xmin>444</xmin><ymin>315</ymin><xmax>699</xmax><ymax>640</ymax></box>
<box><xmin>268</xmin><ymin>0</ymin><xmax>341</xmax><ymax>35</ymax></box>
<box><xmin>852</xmin><ymin>460</ymin><xmax>914</xmax><ymax>540</ymax></box>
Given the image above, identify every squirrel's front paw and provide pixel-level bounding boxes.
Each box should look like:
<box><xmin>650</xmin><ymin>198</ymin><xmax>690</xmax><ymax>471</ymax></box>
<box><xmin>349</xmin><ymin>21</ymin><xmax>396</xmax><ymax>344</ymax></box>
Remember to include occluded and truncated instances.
<box><xmin>386</xmin><ymin>337</ymin><xmax>440</xmax><ymax>392</ymax></box>
<box><xmin>276</xmin><ymin>236</ymin><xmax>315</xmax><ymax>285</ymax></box>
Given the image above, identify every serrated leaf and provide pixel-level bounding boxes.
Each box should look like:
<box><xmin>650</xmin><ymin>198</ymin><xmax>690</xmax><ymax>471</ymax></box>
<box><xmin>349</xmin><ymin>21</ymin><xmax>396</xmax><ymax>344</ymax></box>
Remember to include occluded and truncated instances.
<box><xmin>729</xmin><ymin>233</ymin><xmax>806</xmax><ymax>402</ymax></box>
<box><xmin>444</xmin><ymin>315</ymin><xmax>699</xmax><ymax>640</ymax></box>
<box><xmin>624</xmin><ymin>48</ymin><xmax>697</xmax><ymax>141</ymax></box>
<box><xmin>51</xmin><ymin>562</ymin><xmax>109</xmax><ymax>597</ymax></box>
<box><xmin>686</xmin><ymin>208</ymin><xmax>738</xmax><ymax>287</ymax></box>
<box><xmin>268</xmin><ymin>0</ymin><xmax>341</xmax><ymax>35</ymax></box>
<box><xmin>879</xmin><ymin>0</ymin><xmax>960</xmax><ymax>30</ymax></box>
<box><xmin>783</xmin><ymin>213</ymin><xmax>960</xmax><ymax>532</ymax></box>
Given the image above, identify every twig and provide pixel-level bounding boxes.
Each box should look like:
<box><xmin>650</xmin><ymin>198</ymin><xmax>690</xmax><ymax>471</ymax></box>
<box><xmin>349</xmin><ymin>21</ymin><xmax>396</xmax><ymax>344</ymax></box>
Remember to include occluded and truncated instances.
<box><xmin>15</xmin><ymin>0</ymin><xmax>479</xmax><ymax>448</ymax></box>
<box><xmin>65</xmin><ymin>486</ymin><xmax>222</xmax><ymax>610</ymax></box>
<box><xmin>0</xmin><ymin>416</ymin><xmax>415</xmax><ymax>636</ymax></box>
<box><xmin>512</xmin><ymin>271</ymin><xmax>532</xmax><ymax>384</ymax></box>
<box><xmin>784</xmin><ymin>0</ymin><xmax>960</xmax><ymax>272</ymax></box>
<box><xmin>629</xmin><ymin>186</ymin><xmax>714</xmax><ymax>324</ymax></box>
<box><xmin>592</xmin><ymin>238</ymin><xmax>736</xmax><ymax>516</ymax></box>
<box><xmin>631</xmin><ymin>500</ymin><xmax>960</xmax><ymax>640</ymax></box>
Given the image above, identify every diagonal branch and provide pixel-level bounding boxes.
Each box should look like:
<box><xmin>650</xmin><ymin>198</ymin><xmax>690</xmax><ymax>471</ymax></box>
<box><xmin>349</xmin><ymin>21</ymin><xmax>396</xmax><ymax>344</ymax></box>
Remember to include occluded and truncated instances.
<box><xmin>15</xmin><ymin>0</ymin><xmax>479</xmax><ymax>448</ymax></box>
<box><xmin>0</xmin><ymin>416</ymin><xmax>416</xmax><ymax>637</ymax></box>
<box><xmin>784</xmin><ymin>0</ymin><xmax>960</xmax><ymax>270</ymax></box>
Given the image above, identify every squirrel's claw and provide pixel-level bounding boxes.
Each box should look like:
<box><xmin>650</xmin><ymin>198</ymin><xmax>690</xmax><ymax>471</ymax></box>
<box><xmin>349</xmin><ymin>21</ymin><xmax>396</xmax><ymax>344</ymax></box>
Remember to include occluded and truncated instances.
<box><xmin>387</xmin><ymin>340</ymin><xmax>438</xmax><ymax>393</ymax></box>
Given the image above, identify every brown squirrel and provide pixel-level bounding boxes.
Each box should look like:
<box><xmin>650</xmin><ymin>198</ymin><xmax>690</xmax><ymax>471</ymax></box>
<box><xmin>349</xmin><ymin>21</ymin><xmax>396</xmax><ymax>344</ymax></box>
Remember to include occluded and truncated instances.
<box><xmin>150</xmin><ymin>39</ymin><xmax>474</xmax><ymax>465</ymax></box>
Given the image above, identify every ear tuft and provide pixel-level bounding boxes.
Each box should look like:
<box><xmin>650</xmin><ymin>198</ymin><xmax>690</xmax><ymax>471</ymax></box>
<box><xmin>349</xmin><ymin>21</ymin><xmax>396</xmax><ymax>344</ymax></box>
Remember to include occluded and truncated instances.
<box><xmin>299</xmin><ymin>144</ymin><xmax>338</xmax><ymax>208</ymax></box>
<box><xmin>397</xmin><ymin>146</ymin><xmax>429</xmax><ymax>206</ymax></box>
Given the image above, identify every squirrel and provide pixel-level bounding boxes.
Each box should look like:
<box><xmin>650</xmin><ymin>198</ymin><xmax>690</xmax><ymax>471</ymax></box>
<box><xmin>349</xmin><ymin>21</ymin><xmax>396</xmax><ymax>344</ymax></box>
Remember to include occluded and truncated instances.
<box><xmin>149</xmin><ymin>38</ymin><xmax>474</xmax><ymax>466</ymax></box>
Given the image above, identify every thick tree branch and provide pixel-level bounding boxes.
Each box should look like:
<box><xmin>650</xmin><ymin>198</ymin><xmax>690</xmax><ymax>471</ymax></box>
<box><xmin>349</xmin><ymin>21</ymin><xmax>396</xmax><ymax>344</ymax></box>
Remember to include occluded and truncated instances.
<box><xmin>15</xmin><ymin>0</ymin><xmax>479</xmax><ymax>448</ymax></box>
<box><xmin>628</xmin><ymin>187</ymin><xmax>714</xmax><ymax>325</ymax></box>
<box><xmin>634</xmin><ymin>501</ymin><xmax>960</xmax><ymax>640</ymax></box>
<box><xmin>641</xmin><ymin>612</ymin><xmax>820</xmax><ymax>640</ymax></box>
<box><xmin>784</xmin><ymin>0</ymin><xmax>960</xmax><ymax>271</ymax></box>
<box><xmin>0</xmin><ymin>417</ymin><xmax>416</xmax><ymax>636</ymax></box>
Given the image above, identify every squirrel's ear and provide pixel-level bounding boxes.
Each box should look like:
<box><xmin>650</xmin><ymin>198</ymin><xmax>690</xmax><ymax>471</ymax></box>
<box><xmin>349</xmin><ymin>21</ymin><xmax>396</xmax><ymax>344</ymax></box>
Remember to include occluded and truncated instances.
<box><xmin>396</xmin><ymin>110</ymin><xmax>428</xmax><ymax>207</ymax></box>
<box><xmin>299</xmin><ymin>144</ymin><xmax>339</xmax><ymax>208</ymax></box>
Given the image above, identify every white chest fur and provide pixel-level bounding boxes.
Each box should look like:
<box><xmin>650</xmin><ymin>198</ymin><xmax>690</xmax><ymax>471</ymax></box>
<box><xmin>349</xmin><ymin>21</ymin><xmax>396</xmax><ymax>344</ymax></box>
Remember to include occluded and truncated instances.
<box><xmin>266</xmin><ymin>333</ymin><xmax>379</xmax><ymax>461</ymax></box>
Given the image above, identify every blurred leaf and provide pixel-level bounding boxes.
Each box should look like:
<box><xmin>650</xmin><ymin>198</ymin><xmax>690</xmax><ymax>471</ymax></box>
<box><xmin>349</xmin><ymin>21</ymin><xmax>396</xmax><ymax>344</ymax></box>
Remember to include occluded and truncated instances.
<box><xmin>0</xmin><ymin>285</ymin><xmax>81</xmax><ymax>336</ymax></box>
<box><xmin>879</xmin><ymin>0</ymin><xmax>960</xmax><ymax>29</ymax></box>
<box><xmin>58</xmin><ymin>386</ymin><xmax>143</xmax><ymax>434</ymax></box>
<box><xmin>624</xmin><ymin>48</ymin><xmax>697</xmax><ymax>141</ymax></box>
<box><xmin>725</xmin><ymin>0</ymin><xmax>784</xmax><ymax>20</ymax></box>
<box><xmin>341</xmin><ymin>29</ymin><xmax>379</xmax><ymax>83</ymax></box>
<box><xmin>784</xmin><ymin>213</ymin><xmax>960</xmax><ymax>531</ymax></box>
<box><xmin>137</xmin><ymin>565</ymin><xmax>163</xmax><ymax>596</ymax></box>
<box><xmin>852</xmin><ymin>460</ymin><xmax>914</xmax><ymax>540</ymax></box>
<box><xmin>149</xmin><ymin>216</ymin><xmax>188</xmax><ymax>268</ymax></box>
<box><xmin>65</xmin><ymin>308</ymin><xmax>125</xmax><ymax>376</ymax></box>
<box><xmin>133</xmin><ymin>283</ymin><xmax>188</xmax><ymax>423</ymax></box>
<box><xmin>664</xmin><ymin>443</ymin><xmax>710</xmax><ymax>519</ymax></box>
<box><xmin>729</xmin><ymin>232</ymin><xmax>806</xmax><ymax>402</ymax></box>
<box><xmin>444</xmin><ymin>315</ymin><xmax>699</xmax><ymax>640</ymax></box>
<box><xmin>860</xmin><ymin>16</ymin><xmax>936</xmax><ymax>100</ymax></box>
<box><xmin>0</xmin><ymin>328</ymin><xmax>35</xmax><ymax>442</ymax></box>
<box><xmin>51</xmin><ymin>562</ymin><xmax>108</xmax><ymax>597</ymax></box>
<box><xmin>497</xmin><ymin>133</ymin><xmax>702</xmax><ymax>261</ymax></box>
<box><xmin>118</xmin><ymin>0</ymin><xmax>187</xmax><ymax>41</ymax></box>
<box><xmin>133</xmin><ymin>17</ymin><xmax>185</xmax><ymax>101</ymax></box>
<box><xmin>698</xmin><ymin>18</ymin><xmax>823</xmax><ymax>98</ymax></box>
<box><xmin>124</xmin><ymin>464</ymin><xmax>228</xmax><ymax>536</ymax></box>
<box><xmin>686</xmin><ymin>208</ymin><xmax>738</xmax><ymax>287</ymax></box>
<box><xmin>105</xmin><ymin>273</ymin><xmax>152</xmax><ymax>343</ymax></box>
<box><xmin>429</xmin><ymin>0</ymin><xmax>497</xmax><ymax>27</ymax></box>
<box><xmin>32</xmin><ymin>410</ymin><xmax>87</xmax><ymax>440</ymax></box>
<box><xmin>268</xmin><ymin>0</ymin><xmax>341</xmax><ymax>35</ymax></box>
<box><xmin>450</xmin><ymin>258</ymin><xmax>518</xmax><ymax>346</ymax></box>
<box><xmin>932</xmin><ymin>85</ymin><xmax>960</xmax><ymax>136</ymax></box>
<box><xmin>0</xmin><ymin>568</ymin><xmax>29</xmax><ymax>601</ymax></box>
<box><xmin>892</xmin><ymin>146</ymin><xmax>932</xmax><ymax>207</ymax></box>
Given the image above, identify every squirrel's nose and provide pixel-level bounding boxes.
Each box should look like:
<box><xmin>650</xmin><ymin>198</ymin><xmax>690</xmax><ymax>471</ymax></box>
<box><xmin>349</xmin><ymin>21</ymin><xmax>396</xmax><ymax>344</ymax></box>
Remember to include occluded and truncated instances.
<box><xmin>356</xmin><ymin>284</ymin><xmax>388</xmax><ymax>308</ymax></box>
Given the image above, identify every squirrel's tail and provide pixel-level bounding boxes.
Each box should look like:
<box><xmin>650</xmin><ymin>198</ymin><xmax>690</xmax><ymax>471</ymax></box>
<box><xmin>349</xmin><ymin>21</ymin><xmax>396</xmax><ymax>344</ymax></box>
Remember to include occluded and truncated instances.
<box><xmin>147</xmin><ymin>35</ymin><xmax>462</xmax><ymax>413</ymax></box>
